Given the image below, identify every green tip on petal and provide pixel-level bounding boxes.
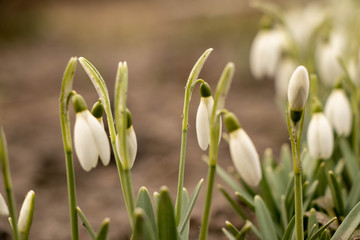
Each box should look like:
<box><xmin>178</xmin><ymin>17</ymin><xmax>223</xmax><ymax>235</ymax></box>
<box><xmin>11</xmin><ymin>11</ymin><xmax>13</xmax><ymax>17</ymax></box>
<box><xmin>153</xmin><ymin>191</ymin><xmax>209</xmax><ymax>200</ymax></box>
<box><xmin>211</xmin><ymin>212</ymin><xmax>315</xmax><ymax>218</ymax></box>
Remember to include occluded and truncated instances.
<box><xmin>72</xmin><ymin>94</ymin><xmax>88</xmax><ymax>113</ymax></box>
<box><xmin>200</xmin><ymin>82</ymin><xmax>212</xmax><ymax>98</ymax></box>
<box><xmin>334</xmin><ymin>78</ymin><xmax>343</xmax><ymax>89</ymax></box>
<box><xmin>91</xmin><ymin>100</ymin><xmax>104</xmax><ymax>118</ymax></box>
<box><xmin>224</xmin><ymin>112</ymin><xmax>241</xmax><ymax>133</ymax></box>
<box><xmin>310</xmin><ymin>96</ymin><xmax>323</xmax><ymax>114</ymax></box>
<box><xmin>259</xmin><ymin>15</ymin><xmax>274</xmax><ymax>30</ymax></box>
<box><xmin>126</xmin><ymin>108</ymin><xmax>133</xmax><ymax>129</ymax></box>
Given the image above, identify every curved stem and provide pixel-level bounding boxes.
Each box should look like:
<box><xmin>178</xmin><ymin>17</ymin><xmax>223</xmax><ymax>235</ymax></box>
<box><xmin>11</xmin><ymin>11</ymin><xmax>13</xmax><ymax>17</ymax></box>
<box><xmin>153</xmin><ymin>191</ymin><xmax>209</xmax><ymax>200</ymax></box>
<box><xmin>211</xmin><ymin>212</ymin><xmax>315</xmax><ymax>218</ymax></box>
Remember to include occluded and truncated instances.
<box><xmin>60</xmin><ymin>58</ymin><xmax>79</xmax><ymax>240</ymax></box>
<box><xmin>175</xmin><ymin>49</ymin><xmax>213</xmax><ymax>225</ymax></box>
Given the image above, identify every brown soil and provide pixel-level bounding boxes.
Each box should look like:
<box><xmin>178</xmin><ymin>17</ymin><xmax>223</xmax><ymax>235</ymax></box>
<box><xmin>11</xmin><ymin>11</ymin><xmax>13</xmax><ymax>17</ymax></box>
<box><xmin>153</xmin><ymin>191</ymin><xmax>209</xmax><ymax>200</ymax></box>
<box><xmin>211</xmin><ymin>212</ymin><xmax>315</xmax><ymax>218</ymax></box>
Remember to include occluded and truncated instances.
<box><xmin>0</xmin><ymin>1</ymin><xmax>288</xmax><ymax>239</ymax></box>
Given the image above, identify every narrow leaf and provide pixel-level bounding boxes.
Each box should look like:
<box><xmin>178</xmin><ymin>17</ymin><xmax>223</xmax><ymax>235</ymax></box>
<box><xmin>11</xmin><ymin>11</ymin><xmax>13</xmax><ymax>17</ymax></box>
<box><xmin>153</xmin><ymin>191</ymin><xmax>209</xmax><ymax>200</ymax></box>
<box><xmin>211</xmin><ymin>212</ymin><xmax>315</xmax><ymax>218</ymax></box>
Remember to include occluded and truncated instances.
<box><xmin>236</xmin><ymin>221</ymin><xmax>252</xmax><ymax>240</ymax></box>
<box><xmin>219</xmin><ymin>185</ymin><xmax>247</xmax><ymax>220</ymax></box>
<box><xmin>180</xmin><ymin>188</ymin><xmax>189</xmax><ymax>240</ymax></box>
<box><xmin>157</xmin><ymin>187</ymin><xmax>178</xmax><ymax>240</ymax></box>
<box><xmin>136</xmin><ymin>187</ymin><xmax>157</xmax><ymax>236</ymax></box>
<box><xmin>327</xmin><ymin>171</ymin><xmax>345</xmax><ymax>217</ymax></box>
<box><xmin>225</xmin><ymin>221</ymin><xmax>240</xmax><ymax>237</ymax></box>
<box><xmin>346</xmin><ymin>173</ymin><xmax>360</xmax><ymax>212</ymax></box>
<box><xmin>281</xmin><ymin>216</ymin><xmax>295</xmax><ymax>240</ymax></box>
<box><xmin>132</xmin><ymin>208</ymin><xmax>156</xmax><ymax>240</ymax></box>
<box><xmin>254</xmin><ymin>195</ymin><xmax>278</xmax><ymax>240</ymax></box>
<box><xmin>339</xmin><ymin>138</ymin><xmax>359</xmax><ymax>183</ymax></box>
<box><xmin>222</xmin><ymin>228</ymin><xmax>236</xmax><ymax>240</ymax></box>
<box><xmin>77</xmin><ymin>207</ymin><xmax>96</xmax><ymax>240</ymax></box>
<box><xmin>331</xmin><ymin>200</ymin><xmax>360</xmax><ymax>240</ymax></box>
<box><xmin>96</xmin><ymin>218</ymin><xmax>110</xmax><ymax>240</ymax></box>
<box><xmin>308</xmin><ymin>217</ymin><xmax>336</xmax><ymax>240</ymax></box>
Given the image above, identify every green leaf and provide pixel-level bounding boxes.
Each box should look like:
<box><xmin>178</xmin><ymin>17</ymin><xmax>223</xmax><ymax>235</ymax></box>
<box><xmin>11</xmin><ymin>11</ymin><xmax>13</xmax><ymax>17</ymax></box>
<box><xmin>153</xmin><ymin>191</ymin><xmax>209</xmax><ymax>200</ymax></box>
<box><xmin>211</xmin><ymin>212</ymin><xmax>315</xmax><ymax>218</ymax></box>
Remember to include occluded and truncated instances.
<box><xmin>345</xmin><ymin>173</ymin><xmax>360</xmax><ymax>212</ymax></box>
<box><xmin>179</xmin><ymin>179</ymin><xmax>203</xmax><ymax>235</ymax></box>
<box><xmin>225</xmin><ymin>221</ymin><xmax>240</xmax><ymax>237</ymax></box>
<box><xmin>76</xmin><ymin>207</ymin><xmax>96</xmax><ymax>240</ymax></box>
<box><xmin>96</xmin><ymin>218</ymin><xmax>110</xmax><ymax>240</ymax></box>
<box><xmin>331</xmin><ymin>200</ymin><xmax>360</xmax><ymax>240</ymax></box>
<box><xmin>320</xmin><ymin>229</ymin><xmax>330</xmax><ymax>240</ymax></box>
<box><xmin>259</xmin><ymin>164</ymin><xmax>280</xmax><ymax>220</ymax></box>
<box><xmin>216</xmin><ymin>164</ymin><xmax>254</xmax><ymax>209</ymax></box>
<box><xmin>132</xmin><ymin>208</ymin><xmax>156</xmax><ymax>240</ymax></box>
<box><xmin>136</xmin><ymin>187</ymin><xmax>157</xmax><ymax>237</ymax></box>
<box><xmin>308</xmin><ymin>217</ymin><xmax>336</xmax><ymax>240</ymax></box>
<box><xmin>254</xmin><ymin>195</ymin><xmax>278</xmax><ymax>240</ymax></box>
<box><xmin>307</xmin><ymin>209</ymin><xmax>318</xmax><ymax>236</ymax></box>
<box><xmin>180</xmin><ymin>188</ymin><xmax>189</xmax><ymax>240</ymax></box>
<box><xmin>303</xmin><ymin>180</ymin><xmax>318</xmax><ymax>211</ymax></box>
<box><xmin>236</xmin><ymin>221</ymin><xmax>252</xmax><ymax>240</ymax></box>
<box><xmin>157</xmin><ymin>187</ymin><xmax>178</xmax><ymax>240</ymax></box>
<box><xmin>153</xmin><ymin>192</ymin><xmax>160</xmax><ymax>212</ymax></box>
<box><xmin>280</xmin><ymin>144</ymin><xmax>292</xmax><ymax>174</ymax></box>
<box><xmin>327</xmin><ymin>171</ymin><xmax>345</xmax><ymax>217</ymax></box>
<box><xmin>339</xmin><ymin>138</ymin><xmax>359</xmax><ymax>183</ymax></box>
<box><xmin>213</xmin><ymin>62</ymin><xmax>235</xmax><ymax>113</ymax></box>
<box><xmin>281</xmin><ymin>216</ymin><xmax>295</xmax><ymax>240</ymax></box>
<box><xmin>222</xmin><ymin>228</ymin><xmax>236</xmax><ymax>240</ymax></box>
<box><xmin>218</xmin><ymin>185</ymin><xmax>247</xmax><ymax>220</ymax></box>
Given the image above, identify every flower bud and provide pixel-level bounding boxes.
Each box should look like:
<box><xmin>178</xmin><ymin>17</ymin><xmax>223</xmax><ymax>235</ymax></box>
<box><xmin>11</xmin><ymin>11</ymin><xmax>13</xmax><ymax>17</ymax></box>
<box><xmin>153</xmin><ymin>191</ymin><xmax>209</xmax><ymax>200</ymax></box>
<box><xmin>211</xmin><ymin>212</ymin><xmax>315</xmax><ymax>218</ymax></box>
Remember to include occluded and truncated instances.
<box><xmin>91</xmin><ymin>100</ymin><xmax>105</xmax><ymax>119</ymax></box>
<box><xmin>287</xmin><ymin>66</ymin><xmax>309</xmax><ymax>111</ymax></box>
<box><xmin>18</xmin><ymin>190</ymin><xmax>35</xmax><ymax>236</ymax></box>
<box><xmin>307</xmin><ymin>112</ymin><xmax>334</xmax><ymax>159</ymax></box>
<box><xmin>225</xmin><ymin>112</ymin><xmax>262</xmax><ymax>186</ymax></box>
<box><xmin>324</xmin><ymin>89</ymin><xmax>352</xmax><ymax>137</ymax></box>
<box><xmin>0</xmin><ymin>193</ymin><xmax>9</xmax><ymax>216</ymax></box>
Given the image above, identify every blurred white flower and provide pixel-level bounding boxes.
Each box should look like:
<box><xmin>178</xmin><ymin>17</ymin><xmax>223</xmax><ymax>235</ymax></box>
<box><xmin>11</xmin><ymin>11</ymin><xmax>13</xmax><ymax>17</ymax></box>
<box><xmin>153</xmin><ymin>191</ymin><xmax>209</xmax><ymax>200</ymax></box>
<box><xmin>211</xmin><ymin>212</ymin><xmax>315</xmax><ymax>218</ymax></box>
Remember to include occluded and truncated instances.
<box><xmin>287</xmin><ymin>66</ymin><xmax>310</xmax><ymax>111</ymax></box>
<box><xmin>74</xmin><ymin>110</ymin><xmax>110</xmax><ymax>171</ymax></box>
<box><xmin>116</xmin><ymin>126</ymin><xmax>137</xmax><ymax>169</ymax></box>
<box><xmin>316</xmin><ymin>31</ymin><xmax>346</xmax><ymax>87</ymax></box>
<box><xmin>307</xmin><ymin>113</ymin><xmax>334</xmax><ymax>159</ymax></box>
<box><xmin>229</xmin><ymin>128</ymin><xmax>262</xmax><ymax>186</ymax></box>
<box><xmin>285</xmin><ymin>3</ymin><xmax>326</xmax><ymax>50</ymax></box>
<box><xmin>0</xmin><ymin>193</ymin><xmax>8</xmax><ymax>216</ymax></box>
<box><xmin>18</xmin><ymin>190</ymin><xmax>35</xmax><ymax>234</ymax></box>
<box><xmin>275</xmin><ymin>58</ymin><xmax>297</xmax><ymax>100</ymax></box>
<box><xmin>250</xmin><ymin>28</ymin><xmax>288</xmax><ymax>80</ymax></box>
<box><xmin>324</xmin><ymin>89</ymin><xmax>352</xmax><ymax>136</ymax></box>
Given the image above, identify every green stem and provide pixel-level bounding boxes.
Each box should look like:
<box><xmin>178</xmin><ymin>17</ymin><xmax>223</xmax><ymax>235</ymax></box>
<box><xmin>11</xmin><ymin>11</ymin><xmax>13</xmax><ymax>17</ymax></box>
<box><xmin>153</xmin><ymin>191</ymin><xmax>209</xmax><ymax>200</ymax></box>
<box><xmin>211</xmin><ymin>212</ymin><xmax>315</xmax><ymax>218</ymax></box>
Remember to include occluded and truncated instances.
<box><xmin>60</xmin><ymin>58</ymin><xmax>79</xmax><ymax>240</ymax></box>
<box><xmin>198</xmin><ymin>164</ymin><xmax>216</xmax><ymax>240</ymax></box>
<box><xmin>175</xmin><ymin>49</ymin><xmax>213</xmax><ymax>225</ymax></box>
<box><xmin>0</xmin><ymin>127</ymin><xmax>20</xmax><ymax>240</ymax></box>
<box><xmin>294</xmin><ymin>170</ymin><xmax>303</xmax><ymax>240</ymax></box>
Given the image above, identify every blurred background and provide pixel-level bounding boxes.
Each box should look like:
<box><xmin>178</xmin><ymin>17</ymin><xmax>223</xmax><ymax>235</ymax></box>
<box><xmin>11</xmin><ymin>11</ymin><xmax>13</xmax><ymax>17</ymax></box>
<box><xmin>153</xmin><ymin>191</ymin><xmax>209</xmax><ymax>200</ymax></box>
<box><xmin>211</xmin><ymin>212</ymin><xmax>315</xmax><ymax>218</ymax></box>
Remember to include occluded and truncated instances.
<box><xmin>0</xmin><ymin>0</ymin><xmax>289</xmax><ymax>239</ymax></box>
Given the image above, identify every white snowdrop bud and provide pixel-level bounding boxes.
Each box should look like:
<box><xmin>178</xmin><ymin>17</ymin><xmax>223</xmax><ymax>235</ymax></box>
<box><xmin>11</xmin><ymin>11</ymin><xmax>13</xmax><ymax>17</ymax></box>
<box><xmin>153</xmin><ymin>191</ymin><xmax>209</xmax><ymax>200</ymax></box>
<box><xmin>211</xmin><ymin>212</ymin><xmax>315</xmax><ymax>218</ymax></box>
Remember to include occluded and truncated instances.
<box><xmin>307</xmin><ymin>112</ymin><xmax>334</xmax><ymax>159</ymax></box>
<box><xmin>196</xmin><ymin>83</ymin><xmax>221</xmax><ymax>151</ymax></box>
<box><xmin>0</xmin><ymin>193</ymin><xmax>8</xmax><ymax>216</ymax></box>
<box><xmin>18</xmin><ymin>190</ymin><xmax>35</xmax><ymax>235</ymax></box>
<box><xmin>324</xmin><ymin>89</ymin><xmax>352</xmax><ymax>137</ymax></box>
<box><xmin>73</xmin><ymin>94</ymin><xmax>110</xmax><ymax>171</ymax></box>
<box><xmin>116</xmin><ymin>109</ymin><xmax>137</xmax><ymax>169</ymax></box>
<box><xmin>225</xmin><ymin>113</ymin><xmax>262</xmax><ymax>186</ymax></box>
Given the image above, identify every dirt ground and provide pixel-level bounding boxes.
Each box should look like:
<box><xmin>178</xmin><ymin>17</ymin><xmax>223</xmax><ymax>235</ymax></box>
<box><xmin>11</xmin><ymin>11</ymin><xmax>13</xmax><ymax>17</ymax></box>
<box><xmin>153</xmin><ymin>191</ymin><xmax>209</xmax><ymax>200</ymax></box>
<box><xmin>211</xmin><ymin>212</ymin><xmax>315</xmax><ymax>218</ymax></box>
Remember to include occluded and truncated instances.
<box><xmin>0</xmin><ymin>1</ymin><xmax>289</xmax><ymax>239</ymax></box>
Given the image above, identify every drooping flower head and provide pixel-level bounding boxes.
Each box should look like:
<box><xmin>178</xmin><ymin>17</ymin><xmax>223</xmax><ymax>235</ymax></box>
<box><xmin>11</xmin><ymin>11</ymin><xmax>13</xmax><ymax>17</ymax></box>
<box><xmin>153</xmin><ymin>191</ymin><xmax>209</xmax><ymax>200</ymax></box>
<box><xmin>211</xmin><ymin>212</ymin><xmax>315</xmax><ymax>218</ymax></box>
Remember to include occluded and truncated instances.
<box><xmin>196</xmin><ymin>82</ymin><xmax>221</xmax><ymax>151</ymax></box>
<box><xmin>73</xmin><ymin>94</ymin><xmax>110</xmax><ymax>171</ymax></box>
<box><xmin>307</xmin><ymin>98</ymin><xmax>334</xmax><ymax>159</ymax></box>
<box><xmin>91</xmin><ymin>100</ymin><xmax>105</xmax><ymax>126</ymax></box>
<box><xmin>287</xmin><ymin>65</ymin><xmax>310</xmax><ymax>123</ymax></box>
<box><xmin>224</xmin><ymin>112</ymin><xmax>262</xmax><ymax>186</ymax></box>
<box><xmin>324</xmin><ymin>87</ymin><xmax>352</xmax><ymax>137</ymax></box>
<box><xmin>116</xmin><ymin>108</ymin><xmax>137</xmax><ymax>169</ymax></box>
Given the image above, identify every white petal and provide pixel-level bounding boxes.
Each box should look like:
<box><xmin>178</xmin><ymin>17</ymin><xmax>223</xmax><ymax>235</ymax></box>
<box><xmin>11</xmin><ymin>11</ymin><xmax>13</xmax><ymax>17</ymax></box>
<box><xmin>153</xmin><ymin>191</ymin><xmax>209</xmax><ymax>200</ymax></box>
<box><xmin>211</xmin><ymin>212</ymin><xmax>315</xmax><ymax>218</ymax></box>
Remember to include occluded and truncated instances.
<box><xmin>74</xmin><ymin>112</ymin><xmax>98</xmax><ymax>171</ymax></box>
<box><xmin>196</xmin><ymin>98</ymin><xmax>211</xmax><ymax>151</ymax></box>
<box><xmin>0</xmin><ymin>193</ymin><xmax>8</xmax><ymax>216</ymax></box>
<box><xmin>287</xmin><ymin>66</ymin><xmax>309</xmax><ymax>110</ymax></box>
<box><xmin>127</xmin><ymin>126</ymin><xmax>138</xmax><ymax>168</ymax></box>
<box><xmin>229</xmin><ymin>129</ymin><xmax>262</xmax><ymax>186</ymax></box>
<box><xmin>324</xmin><ymin>90</ymin><xmax>352</xmax><ymax>136</ymax></box>
<box><xmin>85</xmin><ymin>111</ymin><xmax>110</xmax><ymax>166</ymax></box>
<box><xmin>18</xmin><ymin>190</ymin><xmax>35</xmax><ymax>234</ymax></box>
<box><xmin>275</xmin><ymin>58</ymin><xmax>297</xmax><ymax>100</ymax></box>
<box><xmin>307</xmin><ymin>113</ymin><xmax>334</xmax><ymax>159</ymax></box>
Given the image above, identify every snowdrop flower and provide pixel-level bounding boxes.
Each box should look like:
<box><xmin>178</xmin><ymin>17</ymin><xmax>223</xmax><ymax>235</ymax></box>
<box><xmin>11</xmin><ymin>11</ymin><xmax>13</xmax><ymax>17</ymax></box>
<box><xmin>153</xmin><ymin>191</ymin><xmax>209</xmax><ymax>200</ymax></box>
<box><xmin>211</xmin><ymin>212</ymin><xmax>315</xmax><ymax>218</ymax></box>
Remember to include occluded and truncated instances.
<box><xmin>73</xmin><ymin>94</ymin><xmax>110</xmax><ymax>171</ymax></box>
<box><xmin>18</xmin><ymin>190</ymin><xmax>35</xmax><ymax>235</ymax></box>
<box><xmin>275</xmin><ymin>58</ymin><xmax>297</xmax><ymax>100</ymax></box>
<box><xmin>250</xmin><ymin>28</ymin><xmax>288</xmax><ymax>80</ymax></box>
<box><xmin>196</xmin><ymin>83</ymin><xmax>221</xmax><ymax>151</ymax></box>
<box><xmin>316</xmin><ymin>31</ymin><xmax>346</xmax><ymax>87</ymax></box>
<box><xmin>307</xmin><ymin>107</ymin><xmax>334</xmax><ymax>159</ymax></box>
<box><xmin>116</xmin><ymin>109</ymin><xmax>137</xmax><ymax>169</ymax></box>
<box><xmin>324</xmin><ymin>89</ymin><xmax>352</xmax><ymax>137</ymax></box>
<box><xmin>224</xmin><ymin>112</ymin><xmax>262</xmax><ymax>187</ymax></box>
<box><xmin>0</xmin><ymin>193</ymin><xmax>8</xmax><ymax>216</ymax></box>
<box><xmin>287</xmin><ymin>66</ymin><xmax>309</xmax><ymax>123</ymax></box>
